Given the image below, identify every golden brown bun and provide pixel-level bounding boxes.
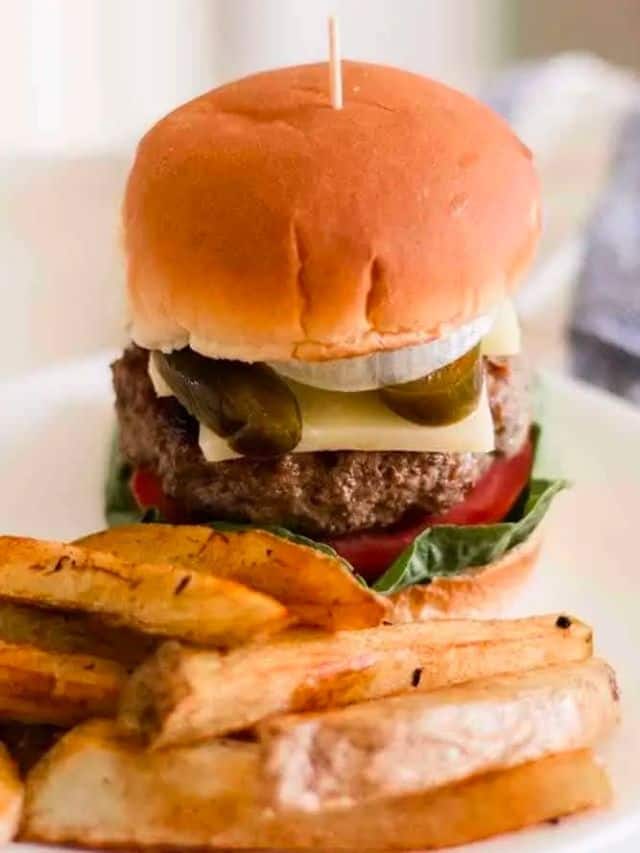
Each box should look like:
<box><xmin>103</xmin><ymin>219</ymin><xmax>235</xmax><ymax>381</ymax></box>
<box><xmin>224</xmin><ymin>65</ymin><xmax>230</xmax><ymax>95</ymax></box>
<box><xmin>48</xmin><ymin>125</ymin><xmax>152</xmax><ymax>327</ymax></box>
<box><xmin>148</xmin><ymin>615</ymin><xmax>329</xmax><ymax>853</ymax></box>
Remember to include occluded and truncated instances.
<box><xmin>124</xmin><ymin>61</ymin><xmax>540</xmax><ymax>361</ymax></box>
<box><xmin>388</xmin><ymin>533</ymin><xmax>541</xmax><ymax>621</ymax></box>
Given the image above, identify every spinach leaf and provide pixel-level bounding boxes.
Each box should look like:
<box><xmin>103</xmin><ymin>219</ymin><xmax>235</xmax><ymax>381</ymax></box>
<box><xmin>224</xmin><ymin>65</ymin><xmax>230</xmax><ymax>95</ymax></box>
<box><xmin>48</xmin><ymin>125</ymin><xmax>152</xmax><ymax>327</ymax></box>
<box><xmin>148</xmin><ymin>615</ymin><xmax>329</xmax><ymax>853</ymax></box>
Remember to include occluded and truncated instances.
<box><xmin>373</xmin><ymin>478</ymin><xmax>567</xmax><ymax>594</ymax></box>
<box><xmin>104</xmin><ymin>433</ymin><xmax>146</xmax><ymax>527</ymax></box>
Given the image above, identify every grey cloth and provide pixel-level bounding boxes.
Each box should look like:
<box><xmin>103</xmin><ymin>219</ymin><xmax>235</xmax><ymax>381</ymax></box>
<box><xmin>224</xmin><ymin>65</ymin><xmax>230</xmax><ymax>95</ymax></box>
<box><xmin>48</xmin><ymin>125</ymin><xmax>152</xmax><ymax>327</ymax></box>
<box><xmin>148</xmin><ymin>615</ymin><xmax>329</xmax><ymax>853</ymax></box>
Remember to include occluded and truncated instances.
<box><xmin>483</xmin><ymin>61</ymin><xmax>542</xmax><ymax>121</ymax></box>
<box><xmin>570</xmin><ymin>108</ymin><xmax>640</xmax><ymax>403</ymax></box>
<box><xmin>485</xmin><ymin>60</ymin><xmax>640</xmax><ymax>404</ymax></box>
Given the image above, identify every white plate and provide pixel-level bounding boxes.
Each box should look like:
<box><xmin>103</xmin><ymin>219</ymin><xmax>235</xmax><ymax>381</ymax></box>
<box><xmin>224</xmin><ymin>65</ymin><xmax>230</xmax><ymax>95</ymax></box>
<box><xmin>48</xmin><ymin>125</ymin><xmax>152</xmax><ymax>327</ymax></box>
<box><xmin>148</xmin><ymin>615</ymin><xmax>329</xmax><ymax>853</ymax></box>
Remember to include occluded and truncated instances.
<box><xmin>1</xmin><ymin>352</ymin><xmax>639</xmax><ymax>853</ymax></box>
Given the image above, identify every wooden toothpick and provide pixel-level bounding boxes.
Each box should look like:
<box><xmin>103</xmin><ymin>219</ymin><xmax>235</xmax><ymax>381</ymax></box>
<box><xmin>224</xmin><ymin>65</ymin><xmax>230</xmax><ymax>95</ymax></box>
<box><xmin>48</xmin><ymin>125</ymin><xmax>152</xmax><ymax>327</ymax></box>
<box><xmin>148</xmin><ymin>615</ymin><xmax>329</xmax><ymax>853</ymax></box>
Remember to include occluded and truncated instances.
<box><xmin>328</xmin><ymin>16</ymin><xmax>343</xmax><ymax>109</ymax></box>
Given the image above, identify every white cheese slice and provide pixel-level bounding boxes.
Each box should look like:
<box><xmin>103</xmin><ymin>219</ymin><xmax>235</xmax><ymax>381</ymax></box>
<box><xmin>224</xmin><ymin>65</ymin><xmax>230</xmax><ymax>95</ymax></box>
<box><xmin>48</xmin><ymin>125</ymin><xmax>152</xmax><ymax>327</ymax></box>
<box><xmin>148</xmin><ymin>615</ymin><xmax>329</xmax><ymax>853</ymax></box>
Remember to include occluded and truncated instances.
<box><xmin>198</xmin><ymin>381</ymin><xmax>494</xmax><ymax>462</ymax></box>
<box><xmin>148</xmin><ymin>355</ymin><xmax>173</xmax><ymax>397</ymax></box>
<box><xmin>481</xmin><ymin>300</ymin><xmax>521</xmax><ymax>356</ymax></box>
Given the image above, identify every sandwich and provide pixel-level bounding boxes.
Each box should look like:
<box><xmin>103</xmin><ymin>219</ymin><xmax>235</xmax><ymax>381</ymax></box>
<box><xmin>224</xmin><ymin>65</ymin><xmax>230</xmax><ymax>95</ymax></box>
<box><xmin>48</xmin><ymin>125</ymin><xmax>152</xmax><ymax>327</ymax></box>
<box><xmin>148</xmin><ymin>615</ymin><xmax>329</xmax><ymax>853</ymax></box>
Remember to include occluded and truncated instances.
<box><xmin>107</xmin><ymin>61</ymin><xmax>564</xmax><ymax>616</ymax></box>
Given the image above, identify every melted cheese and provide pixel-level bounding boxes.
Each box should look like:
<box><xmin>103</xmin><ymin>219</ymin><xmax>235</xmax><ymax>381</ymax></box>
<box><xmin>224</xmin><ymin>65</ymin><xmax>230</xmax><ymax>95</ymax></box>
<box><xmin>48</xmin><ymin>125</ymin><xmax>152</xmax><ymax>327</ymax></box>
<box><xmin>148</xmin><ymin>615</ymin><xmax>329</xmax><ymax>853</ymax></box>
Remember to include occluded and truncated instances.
<box><xmin>198</xmin><ymin>382</ymin><xmax>494</xmax><ymax>461</ymax></box>
<box><xmin>148</xmin><ymin>355</ymin><xmax>173</xmax><ymax>397</ymax></box>
<box><xmin>482</xmin><ymin>300</ymin><xmax>521</xmax><ymax>356</ymax></box>
<box><xmin>147</xmin><ymin>304</ymin><xmax>520</xmax><ymax>462</ymax></box>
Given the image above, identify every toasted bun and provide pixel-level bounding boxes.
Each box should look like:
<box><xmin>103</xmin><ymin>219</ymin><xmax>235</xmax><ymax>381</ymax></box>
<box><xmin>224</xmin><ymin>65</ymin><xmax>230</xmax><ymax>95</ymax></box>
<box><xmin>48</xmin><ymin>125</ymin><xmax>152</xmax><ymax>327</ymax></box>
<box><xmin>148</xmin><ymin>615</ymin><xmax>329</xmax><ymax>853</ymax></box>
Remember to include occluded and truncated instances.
<box><xmin>124</xmin><ymin>61</ymin><xmax>540</xmax><ymax>362</ymax></box>
<box><xmin>388</xmin><ymin>533</ymin><xmax>541</xmax><ymax>621</ymax></box>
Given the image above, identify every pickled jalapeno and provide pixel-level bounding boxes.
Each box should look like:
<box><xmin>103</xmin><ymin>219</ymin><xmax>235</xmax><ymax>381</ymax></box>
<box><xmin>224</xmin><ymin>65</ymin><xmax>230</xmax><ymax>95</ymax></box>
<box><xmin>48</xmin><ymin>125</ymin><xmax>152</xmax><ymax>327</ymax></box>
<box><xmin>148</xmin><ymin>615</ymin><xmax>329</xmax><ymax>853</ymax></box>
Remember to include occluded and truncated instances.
<box><xmin>153</xmin><ymin>349</ymin><xmax>302</xmax><ymax>458</ymax></box>
<box><xmin>379</xmin><ymin>345</ymin><xmax>483</xmax><ymax>426</ymax></box>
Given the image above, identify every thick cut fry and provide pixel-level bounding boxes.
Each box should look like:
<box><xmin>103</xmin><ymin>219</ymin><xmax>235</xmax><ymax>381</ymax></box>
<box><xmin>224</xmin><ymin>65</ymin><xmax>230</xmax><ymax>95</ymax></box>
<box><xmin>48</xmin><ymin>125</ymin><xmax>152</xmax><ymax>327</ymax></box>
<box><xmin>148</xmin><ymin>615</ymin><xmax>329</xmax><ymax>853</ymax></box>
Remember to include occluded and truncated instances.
<box><xmin>0</xmin><ymin>600</ymin><xmax>154</xmax><ymax>668</ymax></box>
<box><xmin>261</xmin><ymin>658</ymin><xmax>619</xmax><ymax>812</ymax></box>
<box><xmin>0</xmin><ymin>640</ymin><xmax>125</xmax><ymax>726</ymax></box>
<box><xmin>23</xmin><ymin>721</ymin><xmax>257</xmax><ymax>848</ymax></box>
<box><xmin>78</xmin><ymin>523</ymin><xmax>388</xmax><ymax>630</ymax></box>
<box><xmin>21</xmin><ymin>721</ymin><xmax>611</xmax><ymax>849</ymax></box>
<box><xmin>0</xmin><ymin>744</ymin><xmax>22</xmax><ymax>844</ymax></box>
<box><xmin>0</xmin><ymin>536</ymin><xmax>287</xmax><ymax>646</ymax></box>
<box><xmin>120</xmin><ymin>614</ymin><xmax>593</xmax><ymax>747</ymax></box>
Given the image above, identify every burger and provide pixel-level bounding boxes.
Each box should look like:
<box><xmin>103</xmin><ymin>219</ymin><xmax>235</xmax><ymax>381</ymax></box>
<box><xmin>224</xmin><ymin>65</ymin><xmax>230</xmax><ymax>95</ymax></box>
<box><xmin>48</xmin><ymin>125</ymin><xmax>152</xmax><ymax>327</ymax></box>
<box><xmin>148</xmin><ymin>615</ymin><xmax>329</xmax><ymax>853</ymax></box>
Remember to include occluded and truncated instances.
<box><xmin>107</xmin><ymin>61</ymin><xmax>564</xmax><ymax>617</ymax></box>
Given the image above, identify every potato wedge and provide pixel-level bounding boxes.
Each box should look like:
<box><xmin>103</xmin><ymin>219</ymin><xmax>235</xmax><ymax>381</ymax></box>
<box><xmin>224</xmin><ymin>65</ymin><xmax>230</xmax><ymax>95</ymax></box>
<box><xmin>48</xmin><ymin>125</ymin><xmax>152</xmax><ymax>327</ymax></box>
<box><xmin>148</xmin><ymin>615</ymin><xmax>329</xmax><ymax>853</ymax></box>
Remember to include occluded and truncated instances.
<box><xmin>0</xmin><ymin>640</ymin><xmax>125</xmax><ymax>726</ymax></box>
<box><xmin>0</xmin><ymin>536</ymin><xmax>287</xmax><ymax>646</ymax></box>
<box><xmin>261</xmin><ymin>658</ymin><xmax>619</xmax><ymax>812</ymax></box>
<box><xmin>120</xmin><ymin>614</ymin><xmax>593</xmax><ymax>747</ymax></box>
<box><xmin>22</xmin><ymin>720</ymin><xmax>257</xmax><ymax>848</ymax></box>
<box><xmin>0</xmin><ymin>600</ymin><xmax>153</xmax><ymax>668</ymax></box>
<box><xmin>21</xmin><ymin>720</ymin><xmax>611</xmax><ymax>849</ymax></box>
<box><xmin>0</xmin><ymin>744</ymin><xmax>22</xmax><ymax>844</ymax></box>
<box><xmin>78</xmin><ymin>523</ymin><xmax>388</xmax><ymax>630</ymax></box>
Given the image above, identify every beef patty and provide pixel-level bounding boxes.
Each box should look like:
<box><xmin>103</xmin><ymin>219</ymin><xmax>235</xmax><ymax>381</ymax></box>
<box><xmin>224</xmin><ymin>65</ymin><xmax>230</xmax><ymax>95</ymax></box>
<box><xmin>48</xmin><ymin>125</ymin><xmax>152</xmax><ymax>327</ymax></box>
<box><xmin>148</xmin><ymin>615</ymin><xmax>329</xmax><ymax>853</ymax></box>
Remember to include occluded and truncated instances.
<box><xmin>112</xmin><ymin>347</ymin><xmax>530</xmax><ymax>537</ymax></box>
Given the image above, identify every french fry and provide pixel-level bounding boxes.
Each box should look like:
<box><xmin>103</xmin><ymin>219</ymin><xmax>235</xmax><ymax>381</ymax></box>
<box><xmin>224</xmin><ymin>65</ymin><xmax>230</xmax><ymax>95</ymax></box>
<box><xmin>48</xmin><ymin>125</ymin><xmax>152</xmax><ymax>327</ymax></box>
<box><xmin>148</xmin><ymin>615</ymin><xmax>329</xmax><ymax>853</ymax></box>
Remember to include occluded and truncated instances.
<box><xmin>120</xmin><ymin>613</ymin><xmax>593</xmax><ymax>747</ymax></box>
<box><xmin>78</xmin><ymin>523</ymin><xmax>388</xmax><ymax>630</ymax></box>
<box><xmin>0</xmin><ymin>600</ymin><xmax>154</xmax><ymax>668</ymax></box>
<box><xmin>21</xmin><ymin>720</ymin><xmax>611</xmax><ymax>849</ymax></box>
<box><xmin>261</xmin><ymin>658</ymin><xmax>619</xmax><ymax>812</ymax></box>
<box><xmin>22</xmin><ymin>720</ymin><xmax>257</xmax><ymax>848</ymax></box>
<box><xmin>0</xmin><ymin>536</ymin><xmax>287</xmax><ymax>646</ymax></box>
<box><xmin>0</xmin><ymin>640</ymin><xmax>125</xmax><ymax>726</ymax></box>
<box><xmin>0</xmin><ymin>744</ymin><xmax>22</xmax><ymax>844</ymax></box>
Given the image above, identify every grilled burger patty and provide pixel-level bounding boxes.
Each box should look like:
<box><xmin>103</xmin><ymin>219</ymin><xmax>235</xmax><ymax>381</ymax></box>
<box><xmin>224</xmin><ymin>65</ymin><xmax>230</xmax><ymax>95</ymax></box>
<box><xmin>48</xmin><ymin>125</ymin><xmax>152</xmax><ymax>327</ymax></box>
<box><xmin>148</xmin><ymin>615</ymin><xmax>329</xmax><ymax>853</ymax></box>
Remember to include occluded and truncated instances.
<box><xmin>112</xmin><ymin>347</ymin><xmax>530</xmax><ymax>537</ymax></box>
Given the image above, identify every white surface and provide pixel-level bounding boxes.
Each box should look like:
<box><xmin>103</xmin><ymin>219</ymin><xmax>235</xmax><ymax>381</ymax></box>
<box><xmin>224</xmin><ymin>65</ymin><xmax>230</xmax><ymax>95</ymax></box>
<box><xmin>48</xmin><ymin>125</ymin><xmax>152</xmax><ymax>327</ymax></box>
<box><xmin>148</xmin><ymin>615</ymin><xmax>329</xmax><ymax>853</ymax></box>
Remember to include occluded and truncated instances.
<box><xmin>0</xmin><ymin>352</ymin><xmax>639</xmax><ymax>852</ymax></box>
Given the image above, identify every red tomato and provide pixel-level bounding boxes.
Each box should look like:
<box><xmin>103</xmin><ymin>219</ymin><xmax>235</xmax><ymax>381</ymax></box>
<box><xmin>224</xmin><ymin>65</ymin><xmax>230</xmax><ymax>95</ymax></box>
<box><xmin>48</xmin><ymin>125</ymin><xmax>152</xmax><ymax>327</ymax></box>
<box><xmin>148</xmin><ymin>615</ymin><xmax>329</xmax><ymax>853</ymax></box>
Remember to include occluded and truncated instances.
<box><xmin>130</xmin><ymin>468</ymin><xmax>183</xmax><ymax>523</ymax></box>
<box><xmin>327</xmin><ymin>439</ymin><xmax>534</xmax><ymax>581</ymax></box>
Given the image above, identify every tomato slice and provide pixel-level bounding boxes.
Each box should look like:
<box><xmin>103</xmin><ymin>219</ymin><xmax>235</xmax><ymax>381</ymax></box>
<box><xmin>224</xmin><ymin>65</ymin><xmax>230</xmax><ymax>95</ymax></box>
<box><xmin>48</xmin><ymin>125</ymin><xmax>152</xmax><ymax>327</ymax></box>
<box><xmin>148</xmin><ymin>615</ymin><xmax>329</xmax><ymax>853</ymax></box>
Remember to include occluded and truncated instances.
<box><xmin>327</xmin><ymin>439</ymin><xmax>534</xmax><ymax>582</ymax></box>
<box><xmin>130</xmin><ymin>467</ymin><xmax>183</xmax><ymax>523</ymax></box>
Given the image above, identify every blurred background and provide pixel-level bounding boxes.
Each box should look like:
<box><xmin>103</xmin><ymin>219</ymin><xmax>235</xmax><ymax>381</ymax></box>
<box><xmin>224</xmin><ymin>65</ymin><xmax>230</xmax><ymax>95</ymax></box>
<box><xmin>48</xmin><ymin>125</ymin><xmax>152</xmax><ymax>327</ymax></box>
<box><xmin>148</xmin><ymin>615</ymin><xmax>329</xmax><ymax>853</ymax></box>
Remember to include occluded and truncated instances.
<box><xmin>1</xmin><ymin>0</ymin><xmax>639</xmax><ymax>400</ymax></box>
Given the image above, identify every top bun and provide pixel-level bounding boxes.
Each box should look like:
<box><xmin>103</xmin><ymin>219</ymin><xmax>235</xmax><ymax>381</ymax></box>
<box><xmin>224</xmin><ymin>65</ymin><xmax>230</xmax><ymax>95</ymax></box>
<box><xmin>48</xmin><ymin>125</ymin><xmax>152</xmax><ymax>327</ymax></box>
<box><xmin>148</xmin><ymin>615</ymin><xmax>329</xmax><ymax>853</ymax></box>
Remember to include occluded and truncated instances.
<box><xmin>124</xmin><ymin>61</ymin><xmax>540</xmax><ymax>362</ymax></box>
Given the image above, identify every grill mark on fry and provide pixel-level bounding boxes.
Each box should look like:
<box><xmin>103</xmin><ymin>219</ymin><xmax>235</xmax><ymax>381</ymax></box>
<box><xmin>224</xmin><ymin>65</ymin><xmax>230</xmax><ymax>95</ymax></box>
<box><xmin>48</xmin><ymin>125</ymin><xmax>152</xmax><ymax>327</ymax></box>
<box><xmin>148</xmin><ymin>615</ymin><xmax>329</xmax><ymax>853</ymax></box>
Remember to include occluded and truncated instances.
<box><xmin>190</xmin><ymin>531</ymin><xmax>219</xmax><ymax>564</ymax></box>
<box><xmin>173</xmin><ymin>576</ymin><xmax>192</xmax><ymax>596</ymax></box>
<box><xmin>66</xmin><ymin>558</ymin><xmax>142</xmax><ymax>590</ymax></box>
<box><xmin>29</xmin><ymin>552</ymin><xmax>144</xmax><ymax>590</ymax></box>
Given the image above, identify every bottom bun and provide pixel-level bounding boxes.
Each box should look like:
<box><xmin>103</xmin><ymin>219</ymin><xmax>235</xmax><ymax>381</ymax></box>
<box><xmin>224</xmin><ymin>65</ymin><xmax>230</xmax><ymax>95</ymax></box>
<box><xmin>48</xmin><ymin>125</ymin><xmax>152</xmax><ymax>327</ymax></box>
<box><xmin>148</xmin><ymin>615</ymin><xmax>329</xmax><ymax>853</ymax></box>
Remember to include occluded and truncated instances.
<box><xmin>389</xmin><ymin>533</ymin><xmax>542</xmax><ymax>622</ymax></box>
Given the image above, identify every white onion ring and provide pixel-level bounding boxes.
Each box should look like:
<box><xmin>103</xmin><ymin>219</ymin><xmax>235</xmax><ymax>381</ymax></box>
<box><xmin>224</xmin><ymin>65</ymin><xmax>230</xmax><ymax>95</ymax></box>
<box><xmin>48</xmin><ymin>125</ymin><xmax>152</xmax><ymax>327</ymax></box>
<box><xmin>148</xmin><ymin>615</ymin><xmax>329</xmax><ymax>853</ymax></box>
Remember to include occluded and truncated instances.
<box><xmin>269</xmin><ymin>314</ymin><xmax>493</xmax><ymax>391</ymax></box>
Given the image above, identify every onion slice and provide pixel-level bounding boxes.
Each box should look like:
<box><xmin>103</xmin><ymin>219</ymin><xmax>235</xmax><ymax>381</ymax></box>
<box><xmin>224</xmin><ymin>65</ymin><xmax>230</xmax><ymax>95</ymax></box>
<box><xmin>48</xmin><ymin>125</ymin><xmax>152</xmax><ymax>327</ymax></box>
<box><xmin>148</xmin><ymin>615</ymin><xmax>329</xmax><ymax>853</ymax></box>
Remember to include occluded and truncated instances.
<box><xmin>269</xmin><ymin>314</ymin><xmax>492</xmax><ymax>391</ymax></box>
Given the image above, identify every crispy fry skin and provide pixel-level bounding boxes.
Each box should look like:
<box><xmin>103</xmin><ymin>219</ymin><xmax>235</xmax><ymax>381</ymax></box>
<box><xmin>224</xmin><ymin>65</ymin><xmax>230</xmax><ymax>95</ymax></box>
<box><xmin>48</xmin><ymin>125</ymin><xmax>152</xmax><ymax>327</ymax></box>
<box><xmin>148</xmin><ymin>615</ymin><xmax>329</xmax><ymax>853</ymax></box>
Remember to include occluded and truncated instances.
<box><xmin>21</xmin><ymin>721</ymin><xmax>611</xmax><ymax>849</ymax></box>
<box><xmin>0</xmin><ymin>601</ymin><xmax>154</xmax><ymax>669</ymax></box>
<box><xmin>22</xmin><ymin>721</ymin><xmax>257</xmax><ymax>848</ymax></box>
<box><xmin>0</xmin><ymin>536</ymin><xmax>287</xmax><ymax>646</ymax></box>
<box><xmin>0</xmin><ymin>640</ymin><xmax>126</xmax><ymax>726</ymax></box>
<box><xmin>78</xmin><ymin>524</ymin><xmax>388</xmax><ymax>630</ymax></box>
<box><xmin>119</xmin><ymin>614</ymin><xmax>593</xmax><ymax>747</ymax></box>
<box><xmin>261</xmin><ymin>658</ymin><xmax>619</xmax><ymax>812</ymax></box>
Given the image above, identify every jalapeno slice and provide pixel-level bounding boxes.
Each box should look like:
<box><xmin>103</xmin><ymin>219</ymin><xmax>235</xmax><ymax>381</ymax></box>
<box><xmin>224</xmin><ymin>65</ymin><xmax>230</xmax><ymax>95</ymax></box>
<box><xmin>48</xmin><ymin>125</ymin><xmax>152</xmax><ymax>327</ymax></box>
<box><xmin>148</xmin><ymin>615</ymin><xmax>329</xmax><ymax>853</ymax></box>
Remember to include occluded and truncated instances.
<box><xmin>379</xmin><ymin>345</ymin><xmax>483</xmax><ymax>426</ymax></box>
<box><xmin>153</xmin><ymin>349</ymin><xmax>302</xmax><ymax>458</ymax></box>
